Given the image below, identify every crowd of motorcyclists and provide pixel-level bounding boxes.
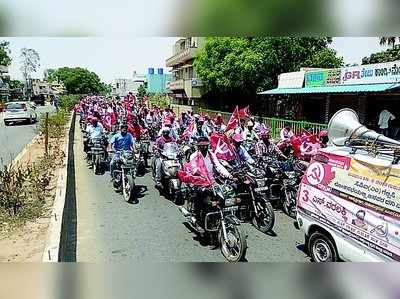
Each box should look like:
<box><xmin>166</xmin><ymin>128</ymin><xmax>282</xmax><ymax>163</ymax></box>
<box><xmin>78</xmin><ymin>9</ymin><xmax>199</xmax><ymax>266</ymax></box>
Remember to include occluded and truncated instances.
<box><xmin>75</xmin><ymin>93</ymin><xmax>329</xmax><ymax>262</ymax></box>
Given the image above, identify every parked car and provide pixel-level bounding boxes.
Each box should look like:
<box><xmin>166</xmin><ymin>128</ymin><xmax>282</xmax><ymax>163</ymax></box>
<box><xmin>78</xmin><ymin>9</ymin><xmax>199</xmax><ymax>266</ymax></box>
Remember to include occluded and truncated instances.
<box><xmin>3</xmin><ymin>101</ymin><xmax>38</xmax><ymax>126</ymax></box>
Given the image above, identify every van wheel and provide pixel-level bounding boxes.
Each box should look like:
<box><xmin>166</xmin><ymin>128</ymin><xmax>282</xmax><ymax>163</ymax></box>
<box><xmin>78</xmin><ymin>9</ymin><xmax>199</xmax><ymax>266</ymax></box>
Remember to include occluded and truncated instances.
<box><xmin>308</xmin><ymin>232</ymin><xmax>338</xmax><ymax>262</ymax></box>
<box><xmin>4</xmin><ymin>121</ymin><xmax>9</xmax><ymax>126</ymax></box>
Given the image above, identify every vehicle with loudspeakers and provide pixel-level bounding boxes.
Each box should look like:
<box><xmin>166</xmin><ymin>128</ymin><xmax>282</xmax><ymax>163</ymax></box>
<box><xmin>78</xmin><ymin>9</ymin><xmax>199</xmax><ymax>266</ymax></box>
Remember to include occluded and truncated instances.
<box><xmin>297</xmin><ymin>108</ymin><xmax>400</xmax><ymax>262</ymax></box>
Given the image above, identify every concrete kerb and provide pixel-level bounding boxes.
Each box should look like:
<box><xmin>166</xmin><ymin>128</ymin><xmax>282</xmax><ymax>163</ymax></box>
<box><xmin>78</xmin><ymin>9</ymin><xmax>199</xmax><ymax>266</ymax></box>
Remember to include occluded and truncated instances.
<box><xmin>42</xmin><ymin>112</ymin><xmax>75</xmax><ymax>262</ymax></box>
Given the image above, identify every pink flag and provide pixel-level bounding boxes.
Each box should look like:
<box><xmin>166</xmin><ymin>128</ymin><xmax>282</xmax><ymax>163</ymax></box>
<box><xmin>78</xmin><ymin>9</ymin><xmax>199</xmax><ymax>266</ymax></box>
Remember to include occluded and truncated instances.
<box><xmin>210</xmin><ymin>132</ymin><xmax>236</xmax><ymax>161</ymax></box>
<box><xmin>225</xmin><ymin>106</ymin><xmax>239</xmax><ymax>133</ymax></box>
<box><xmin>179</xmin><ymin>120</ymin><xmax>195</xmax><ymax>142</ymax></box>
<box><xmin>238</xmin><ymin>106</ymin><xmax>250</xmax><ymax>119</ymax></box>
<box><xmin>178</xmin><ymin>153</ymin><xmax>214</xmax><ymax>187</ymax></box>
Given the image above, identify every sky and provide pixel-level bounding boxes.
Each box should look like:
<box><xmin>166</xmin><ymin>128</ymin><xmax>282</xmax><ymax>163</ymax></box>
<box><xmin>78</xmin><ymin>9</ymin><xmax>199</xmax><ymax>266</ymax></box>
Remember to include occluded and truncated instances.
<box><xmin>1</xmin><ymin>37</ymin><xmax>389</xmax><ymax>83</ymax></box>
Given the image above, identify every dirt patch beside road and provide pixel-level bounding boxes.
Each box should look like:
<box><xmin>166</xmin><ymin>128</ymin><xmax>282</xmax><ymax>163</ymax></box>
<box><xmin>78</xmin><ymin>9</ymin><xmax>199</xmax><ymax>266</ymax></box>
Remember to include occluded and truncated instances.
<box><xmin>0</xmin><ymin>135</ymin><xmax>66</xmax><ymax>262</ymax></box>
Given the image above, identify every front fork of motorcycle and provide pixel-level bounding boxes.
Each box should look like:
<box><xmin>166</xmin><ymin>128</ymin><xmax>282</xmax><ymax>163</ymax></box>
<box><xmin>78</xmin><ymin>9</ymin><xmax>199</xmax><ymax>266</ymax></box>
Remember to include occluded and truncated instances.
<box><xmin>250</xmin><ymin>189</ymin><xmax>260</xmax><ymax>218</ymax></box>
<box><xmin>220</xmin><ymin>210</ymin><xmax>228</xmax><ymax>241</ymax></box>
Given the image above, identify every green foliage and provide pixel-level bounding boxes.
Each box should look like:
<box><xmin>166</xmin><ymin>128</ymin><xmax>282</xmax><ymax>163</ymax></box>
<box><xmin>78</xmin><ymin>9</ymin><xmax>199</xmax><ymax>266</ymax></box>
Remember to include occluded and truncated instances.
<box><xmin>0</xmin><ymin>41</ymin><xmax>11</xmax><ymax>67</ymax></box>
<box><xmin>48</xmin><ymin>67</ymin><xmax>108</xmax><ymax>95</ymax></box>
<box><xmin>195</xmin><ymin>37</ymin><xmax>343</xmax><ymax>96</ymax></box>
<box><xmin>39</xmin><ymin>109</ymin><xmax>70</xmax><ymax>138</ymax></box>
<box><xmin>362</xmin><ymin>45</ymin><xmax>400</xmax><ymax>64</ymax></box>
<box><xmin>379</xmin><ymin>37</ymin><xmax>399</xmax><ymax>48</ymax></box>
<box><xmin>8</xmin><ymin>79</ymin><xmax>24</xmax><ymax>90</ymax></box>
<box><xmin>137</xmin><ymin>84</ymin><xmax>148</xmax><ymax>98</ymax></box>
<box><xmin>149</xmin><ymin>93</ymin><xmax>168</xmax><ymax>108</ymax></box>
<box><xmin>59</xmin><ymin>94</ymin><xmax>80</xmax><ymax>111</ymax></box>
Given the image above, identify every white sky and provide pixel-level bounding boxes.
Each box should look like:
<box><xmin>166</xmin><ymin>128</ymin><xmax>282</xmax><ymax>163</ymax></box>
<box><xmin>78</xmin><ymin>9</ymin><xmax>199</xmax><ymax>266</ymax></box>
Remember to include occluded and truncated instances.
<box><xmin>1</xmin><ymin>37</ymin><xmax>389</xmax><ymax>83</ymax></box>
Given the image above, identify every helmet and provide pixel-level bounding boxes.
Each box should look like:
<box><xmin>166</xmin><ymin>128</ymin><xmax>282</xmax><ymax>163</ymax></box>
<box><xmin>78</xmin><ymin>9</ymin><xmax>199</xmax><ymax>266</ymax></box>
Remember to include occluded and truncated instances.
<box><xmin>232</xmin><ymin>133</ymin><xmax>244</xmax><ymax>143</ymax></box>
<box><xmin>193</xmin><ymin>114</ymin><xmax>200</xmax><ymax>120</ymax></box>
<box><xmin>247</xmin><ymin>121</ymin><xmax>254</xmax><ymax>127</ymax></box>
<box><xmin>197</xmin><ymin>136</ymin><xmax>210</xmax><ymax>146</ymax></box>
<box><xmin>318</xmin><ymin>130</ymin><xmax>328</xmax><ymax>138</ymax></box>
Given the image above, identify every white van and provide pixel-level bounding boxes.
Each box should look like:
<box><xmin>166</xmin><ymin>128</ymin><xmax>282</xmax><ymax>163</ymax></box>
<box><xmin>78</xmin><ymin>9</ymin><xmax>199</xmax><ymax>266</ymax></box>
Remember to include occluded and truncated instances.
<box><xmin>297</xmin><ymin>143</ymin><xmax>400</xmax><ymax>262</ymax></box>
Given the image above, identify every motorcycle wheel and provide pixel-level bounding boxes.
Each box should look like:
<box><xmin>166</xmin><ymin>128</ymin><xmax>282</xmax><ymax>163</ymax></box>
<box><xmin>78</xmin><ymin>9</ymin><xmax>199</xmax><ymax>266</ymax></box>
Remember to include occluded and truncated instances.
<box><xmin>283</xmin><ymin>188</ymin><xmax>297</xmax><ymax>219</ymax></box>
<box><xmin>122</xmin><ymin>174</ymin><xmax>135</xmax><ymax>202</ymax></box>
<box><xmin>219</xmin><ymin>224</ymin><xmax>247</xmax><ymax>262</ymax></box>
<box><xmin>251</xmin><ymin>197</ymin><xmax>275</xmax><ymax>233</ymax></box>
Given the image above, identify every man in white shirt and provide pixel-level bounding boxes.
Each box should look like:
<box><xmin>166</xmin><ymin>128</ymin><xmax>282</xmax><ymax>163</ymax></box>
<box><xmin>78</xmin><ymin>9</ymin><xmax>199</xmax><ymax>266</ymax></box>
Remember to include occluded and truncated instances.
<box><xmin>86</xmin><ymin>117</ymin><xmax>104</xmax><ymax>139</ymax></box>
<box><xmin>378</xmin><ymin>109</ymin><xmax>395</xmax><ymax>137</ymax></box>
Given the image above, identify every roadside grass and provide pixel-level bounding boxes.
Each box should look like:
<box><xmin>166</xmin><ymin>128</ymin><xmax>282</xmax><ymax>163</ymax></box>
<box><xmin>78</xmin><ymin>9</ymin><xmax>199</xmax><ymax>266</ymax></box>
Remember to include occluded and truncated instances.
<box><xmin>0</xmin><ymin>107</ymin><xmax>70</xmax><ymax>233</ymax></box>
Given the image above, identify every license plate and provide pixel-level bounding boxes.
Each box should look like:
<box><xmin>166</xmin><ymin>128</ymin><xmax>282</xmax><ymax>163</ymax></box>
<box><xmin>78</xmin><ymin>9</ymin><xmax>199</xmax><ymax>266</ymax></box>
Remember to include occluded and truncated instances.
<box><xmin>254</xmin><ymin>186</ymin><xmax>269</xmax><ymax>192</ymax></box>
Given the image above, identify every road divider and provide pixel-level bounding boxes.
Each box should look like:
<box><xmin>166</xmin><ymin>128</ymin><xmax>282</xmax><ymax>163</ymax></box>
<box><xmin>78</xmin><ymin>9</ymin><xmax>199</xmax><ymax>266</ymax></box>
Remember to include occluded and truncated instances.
<box><xmin>42</xmin><ymin>112</ymin><xmax>76</xmax><ymax>262</ymax></box>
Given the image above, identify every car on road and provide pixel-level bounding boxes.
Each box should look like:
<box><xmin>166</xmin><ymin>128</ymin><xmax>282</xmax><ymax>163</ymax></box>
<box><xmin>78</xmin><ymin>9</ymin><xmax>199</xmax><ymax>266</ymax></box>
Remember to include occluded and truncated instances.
<box><xmin>3</xmin><ymin>101</ymin><xmax>38</xmax><ymax>126</ymax></box>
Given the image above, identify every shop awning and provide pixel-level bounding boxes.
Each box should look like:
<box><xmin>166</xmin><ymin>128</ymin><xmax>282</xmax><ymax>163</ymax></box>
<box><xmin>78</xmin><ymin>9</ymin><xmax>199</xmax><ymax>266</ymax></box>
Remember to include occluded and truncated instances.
<box><xmin>258</xmin><ymin>83</ymin><xmax>400</xmax><ymax>95</ymax></box>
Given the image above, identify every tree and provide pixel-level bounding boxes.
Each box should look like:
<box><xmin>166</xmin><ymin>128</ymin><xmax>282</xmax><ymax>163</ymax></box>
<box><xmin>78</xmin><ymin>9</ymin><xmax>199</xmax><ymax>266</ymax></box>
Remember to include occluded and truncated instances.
<box><xmin>8</xmin><ymin>79</ymin><xmax>24</xmax><ymax>90</ymax></box>
<box><xmin>379</xmin><ymin>37</ymin><xmax>399</xmax><ymax>48</ymax></box>
<box><xmin>0</xmin><ymin>41</ymin><xmax>11</xmax><ymax>67</ymax></box>
<box><xmin>20</xmin><ymin>48</ymin><xmax>40</xmax><ymax>98</ymax></box>
<box><xmin>48</xmin><ymin>67</ymin><xmax>108</xmax><ymax>95</ymax></box>
<box><xmin>137</xmin><ymin>84</ymin><xmax>148</xmax><ymax>98</ymax></box>
<box><xmin>362</xmin><ymin>45</ymin><xmax>400</xmax><ymax>64</ymax></box>
<box><xmin>194</xmin><ymin>37</ymin><xmax>343</xmax><ymax>102</ymax></box>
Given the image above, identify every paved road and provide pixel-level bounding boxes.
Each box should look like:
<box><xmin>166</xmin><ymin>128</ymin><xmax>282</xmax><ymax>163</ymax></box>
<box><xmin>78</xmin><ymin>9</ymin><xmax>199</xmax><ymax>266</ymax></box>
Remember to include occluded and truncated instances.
<box><xmin>72</xmin><ymin>119</ymin><xmax>309</xmax><ymax>262</ymax></box>
<box><xmin>0</xmin><ymin>104</ymin><xmax>55</xmax><ymax>165</ymax></box>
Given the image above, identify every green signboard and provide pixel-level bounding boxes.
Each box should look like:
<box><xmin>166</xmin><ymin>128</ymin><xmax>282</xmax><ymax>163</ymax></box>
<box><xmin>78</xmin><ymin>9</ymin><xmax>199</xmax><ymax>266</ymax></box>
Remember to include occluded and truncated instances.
<box><xmin>305</xmin><ymin>70</ymin><xmax>328</xmax><ymax>87</ymax></box>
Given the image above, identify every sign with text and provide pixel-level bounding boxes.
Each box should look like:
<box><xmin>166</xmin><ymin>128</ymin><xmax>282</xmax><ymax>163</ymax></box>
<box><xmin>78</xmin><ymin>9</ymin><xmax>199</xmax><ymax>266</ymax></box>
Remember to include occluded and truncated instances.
<box><xmin>298</xmin><ymin>152</ymin><xmax>400</xmax><ymax>261</ymax></box>
<box><xmin>305</xmin><ymin>69</ymin><xmax>341</xmax><ymax>87</ymax></box>
<box><xmin>341</xmin><ymin>61</ymin><xmax>400</xmax><ymax>85</ymax></box>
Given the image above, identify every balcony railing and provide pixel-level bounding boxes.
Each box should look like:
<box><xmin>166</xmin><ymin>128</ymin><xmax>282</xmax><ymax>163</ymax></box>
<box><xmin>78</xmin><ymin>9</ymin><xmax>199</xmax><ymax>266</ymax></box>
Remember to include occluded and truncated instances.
<box><xmin>166</xmin><ymin>47</ymin><xmax>199</xmax><ymax>67</ymax></box>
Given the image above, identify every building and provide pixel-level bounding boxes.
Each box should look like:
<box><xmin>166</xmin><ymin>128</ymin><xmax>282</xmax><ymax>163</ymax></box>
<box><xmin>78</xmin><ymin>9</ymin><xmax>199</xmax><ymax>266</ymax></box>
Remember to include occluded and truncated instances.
<box><xmin>112</xmin><ymin>71</ymin><xmax>148</xmax><ymax>97</ymax></box>
<box><xmin>259</xmin><ymin>61</ymin><xmax>400</xmax><ymax>138</ymax></box>
<box><xmin>32</xmin><ymin>79</ymin><xmax>66</xmax><ymax>98</ymax></box>
<box><xmin>166</xmin><ymin>37</ymin><xmax>205</xmax><ymax>106</ymax></box>
<box><xmin>146</xmin><ymin>68</ymin><xmax>172</xmax><ymax>94</ymax></box>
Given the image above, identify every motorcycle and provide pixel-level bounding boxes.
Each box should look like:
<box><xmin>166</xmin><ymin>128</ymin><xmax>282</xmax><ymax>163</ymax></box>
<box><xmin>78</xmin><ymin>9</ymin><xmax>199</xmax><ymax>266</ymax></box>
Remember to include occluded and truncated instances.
<box><xmin>179</xmin><ymin>182</ymin><xmax>247</xmax><ymax>262</ymax></box>
<box><xmin>136</xmin><ymin>131</ymin><xmax>151</xmax><ymax>175</ymax></box>
<box><xmin>230</xmin><ymin>164</ymin><xmax>275</xmax><ymax>233</ymax></box>
<box><xmin>112</xmin><ymin>150</ymin><xmax>137</xmax><ymax>202</ymax></box>
<box><xmin>279</xmin><ymin>159</ymin><xmax>306</xmax><ymax>218</ymax></box>
<box><xmin>258</xmin><ymin>156</ymin><xmax>305</xmax><ymax>219</ymax></box>
<box><xmin>87</xmin><ymin>137</ymin><xmax>107</xmax><ymax>174</ymax></box>
<box><xmin>152</xmin><ymin>143</ymin><xmax>184</xmax><ymax>204</ymax></box>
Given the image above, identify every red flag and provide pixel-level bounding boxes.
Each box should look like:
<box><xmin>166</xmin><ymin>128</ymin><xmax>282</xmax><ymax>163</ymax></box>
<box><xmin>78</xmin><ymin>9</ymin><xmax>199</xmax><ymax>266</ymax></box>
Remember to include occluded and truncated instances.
<box><xmin>238</xmin><ymin>106</ymin><xmax>250</xmax><ymax>119</ymax></box>
<box><xmin>225</xmin><ymin>106</ymin><xmax>239</xmax><ymax>133</ymax></box>
<box><xmin>178</xmin><ymin>153</ymin><xmax>214</xmax><ymax>187</ymax></box>
<box><xmin>179</xmin><ymin>120</ymin><xmax>195</xmax><ymax>142</ymax></box>
<box><xmin>210</xmin><ymin>132</ymin><xmax>236</xmax><ymax>161</ymax></box>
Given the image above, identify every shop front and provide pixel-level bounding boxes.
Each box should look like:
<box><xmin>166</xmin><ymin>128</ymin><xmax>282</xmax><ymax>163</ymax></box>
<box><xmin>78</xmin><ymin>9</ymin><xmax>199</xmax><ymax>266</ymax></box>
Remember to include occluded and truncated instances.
<box><xmin>259</xmin><ymin>61</ymin><xmax>400</xmax><ymax>138</ymax></box>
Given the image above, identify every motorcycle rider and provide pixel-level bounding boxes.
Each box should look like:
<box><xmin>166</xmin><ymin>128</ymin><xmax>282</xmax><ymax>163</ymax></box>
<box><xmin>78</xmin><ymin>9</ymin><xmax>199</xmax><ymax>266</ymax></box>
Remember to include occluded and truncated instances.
<box><xmin>231</xmin><ymin>133</ymin><xmax>255</xmax><ymax>166</ymax></box>
<box><xmin>242</xmin><ymin>120</ymin><xmax>259</xmax><ymax>142</ymax></box>
<box><xmin>280</xmin><ymin>124</ymin><xmax>294</xmax><ymax>142</ymax></box>
<box><xmin>187</xmin><ymin>136</ymin><xmax>234</xmax><ymax>223</ymax></box>
<box><xmin>85</xmin><ymin>116</ymin><xmax>105</xmax><ymax>154</ymax></box>
<box><xmin>189</xmin><ymin>116</ymin><xmax>207</xmax><ymax>145</ymax></box>
<box><xmin>108</xmin><ymin>124</ymin><xmax>136</xmax><ymax>184</ymax></box>
<box><xmin>255</xmin><ymin>130</ymin><xmax>287</xmax><ymax>160</ymax></box>
<box><xmin>154</xmin><ymin>127</ymin><xmax>176</xmax><ymax>188</ymax></box>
